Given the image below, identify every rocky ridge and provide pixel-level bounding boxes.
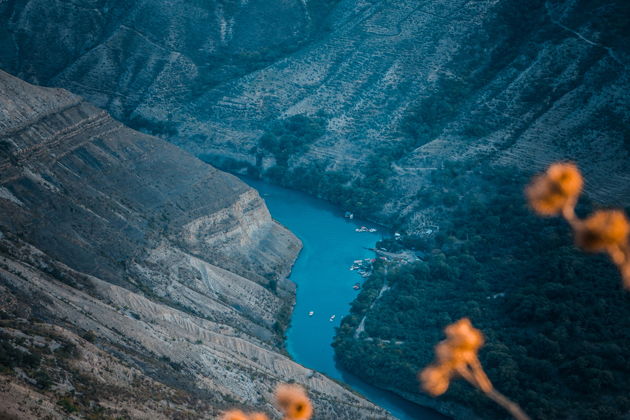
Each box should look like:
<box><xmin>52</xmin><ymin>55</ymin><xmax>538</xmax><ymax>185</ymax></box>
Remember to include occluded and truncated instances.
<box><xmin>0</xmin><ymin>70</ymin><xmax>390</xmax><ymax>419</ymax></box>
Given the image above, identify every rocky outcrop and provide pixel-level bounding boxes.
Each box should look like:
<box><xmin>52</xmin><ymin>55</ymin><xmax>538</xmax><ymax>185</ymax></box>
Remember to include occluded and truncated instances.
<box><xmin>0</xmin><ymin>71</ymin><xmax>391</xmax><ymax>419</ymax></box>
<box><xmin>0</xmin><ymin>68</ymin><xmax>298</xmax><ymax>338</ymax></box>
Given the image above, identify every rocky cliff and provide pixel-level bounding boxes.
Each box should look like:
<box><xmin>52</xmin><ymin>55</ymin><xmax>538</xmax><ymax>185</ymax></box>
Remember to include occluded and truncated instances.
<box><xmin>0</xmin><ymin>70</ymin><xmax>390</xmax><ymax>419</ymax></box>
<box><xmin>2</xmin><ymin>0</ymin><xmax>629</xmax><ymax>418</ymax></box>
<box><xmin>1</xmin><ymin>0</ymin><xmax>628</xmax><ymax>222</ymax></box>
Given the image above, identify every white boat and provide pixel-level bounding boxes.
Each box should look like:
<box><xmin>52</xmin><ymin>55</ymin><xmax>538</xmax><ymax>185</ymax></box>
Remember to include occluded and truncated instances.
<box><xmin>308</xmin><ymin>311</ymin><xmax>314</xmax><ymax>316</ymax></box>
<box><xmin>329</xmin><ymin>315</ymin><xmax>336</xmax><ymax>321</ymax></box>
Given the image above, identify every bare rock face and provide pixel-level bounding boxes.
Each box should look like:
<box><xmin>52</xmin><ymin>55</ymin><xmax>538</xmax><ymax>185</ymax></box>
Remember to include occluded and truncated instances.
<box><xmin>0</xmin><ymin>71</ymin><xmax>391</xmax><ymax>419</ymax></box>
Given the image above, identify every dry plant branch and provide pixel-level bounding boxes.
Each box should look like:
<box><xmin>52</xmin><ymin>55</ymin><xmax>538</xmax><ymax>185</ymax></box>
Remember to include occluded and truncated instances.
<box><xmin>419</xmin><ymin>318</ymin><xmax>531</xmax><ymax>420</ymax></box>
<box><xmin>221</xmin><ymin>383</ymin><xmax>312</xmax><ymax>420</ymax></box>
<box><xmin>526</xmin><ymin>162</ymin><xmax>630</xmax><ymax>289</ymax></box>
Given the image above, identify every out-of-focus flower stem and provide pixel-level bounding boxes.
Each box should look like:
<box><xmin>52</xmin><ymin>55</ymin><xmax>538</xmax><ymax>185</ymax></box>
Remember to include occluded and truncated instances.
<box><xmin>456</xmin><ymin>359</ymin><xmax>530</xmax><ymax>420</ymax></box>
<box><xmin>457</xmin><ymin>359</ymin><xmax>531</xmax><ymax>420</ymax></box>
<box><xmin>483</xmin><ymin>388</ymin><xmax>531</xmax><ymax>420</ymax></box>
<box><xmin>561</xmin><ymin>201</ymin><xmax>579</xmax><ymax>228</ymax></box>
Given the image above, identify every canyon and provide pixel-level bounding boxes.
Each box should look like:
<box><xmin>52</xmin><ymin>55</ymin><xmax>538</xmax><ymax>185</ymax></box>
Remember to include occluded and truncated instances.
<box><xmin>1</xmin><ymin>0</ymin><xmax>629</xmax><ymax>418</ymax></box>
<box><xmin>0</xmin><ymin>70</ymin><xmax>390</xmax><ymax>419</ymax></box>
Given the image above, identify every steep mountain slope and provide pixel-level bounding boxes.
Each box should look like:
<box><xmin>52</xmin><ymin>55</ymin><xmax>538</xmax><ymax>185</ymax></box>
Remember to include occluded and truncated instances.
<box><xmin>1</xmin><ymin>0</ymin><xmax>629</xmax><ymax>223</ymax></box>
<box><xmin>0</xmin><ymin>70</ymin><xmax>390</xmax><ymax>419</ymax></box>
<box><xmin>0</xmin><ymin>0</ymin><xmax>335</xmax><ymax>122</ymax></box>
<box><xmin>333</xmin><ymin>164</ymin><xmax>630</xmax><ymax>419</ymax></box>
<box><xmin>2</xmin><ymin>1</ymin><xmax>630</xmax><ymax>418</ymax></box>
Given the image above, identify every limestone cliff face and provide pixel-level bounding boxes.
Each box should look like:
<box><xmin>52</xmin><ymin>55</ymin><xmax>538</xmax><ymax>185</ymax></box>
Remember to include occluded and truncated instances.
<box><xmin>0</xmin><ymin>71</ymin><xmax>390</xmax><ymax>419</ymax></box>
<box><xmin>1</xmin><ymin>0</ymin><xmax>628</xmax><ymax>219</ymax></box>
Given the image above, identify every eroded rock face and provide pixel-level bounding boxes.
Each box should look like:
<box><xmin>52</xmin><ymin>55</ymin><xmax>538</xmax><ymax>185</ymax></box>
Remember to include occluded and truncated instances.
<box><xmin>1</xmin><ymin>0</ymin><xmax>628</xmax><ymax>220</ymax></box>
<box><xmin>0</xmin><ymin>71</ymin><xmax>391</xmax><ymax>419</ymax></box>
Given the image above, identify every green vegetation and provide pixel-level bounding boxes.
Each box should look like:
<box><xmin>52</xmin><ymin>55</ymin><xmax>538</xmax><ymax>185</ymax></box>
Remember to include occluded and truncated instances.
<box><xmin>57</xmin><ymin>397</ymin><xmax>79</xmax><ymax>413</ymax></box>
<box><xmin>254</xmin><ymin>113</ymin><xmax>398</xmax><ymax>216</ymax></box>
<box><xmin>0</xmin><ymin>326</ymin><xmax>81</xmax><ymax>392</ymax></box>
<box><xmin>128</xmin><ymin>114</ymin><xmax>178</xmax><ymax>137</ymax></box>
<box><xmin>559</xmin><ymin>0</ymin><xmax>630</xmax><ymax>53</ymax></box>
<box><xmin>260</xmin><ymin>114</ymin><xmax>326</xmax><ymax>168</ymax></box>
<box><xmin>80</xmin><ymin>330</ymin><xmax>96</xmax><ymax>342</ymax></box>
<box><xmin>276</xmin><ymin>156</ymin><xmax>392</xmax><ymax>217</ymax></box>
<box><xmin>251</xmin><ymin>0</ymin><xmax>561</xmax><ymax>219</ymax></box>
<box><xmin>0</xmin><ymin>335</ymin><xmax>41</xmax><ymax>370</ymax></box>
<box><xmin>333</xmin><ymin>164</ymin><xmax>630</xmax><ymax>419</ymax></box>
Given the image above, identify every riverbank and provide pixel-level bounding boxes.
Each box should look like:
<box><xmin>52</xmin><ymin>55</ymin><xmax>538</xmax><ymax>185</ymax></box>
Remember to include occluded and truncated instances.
<box><xmin>240</xmin><ymin>176</ymin><xmax>448</xmax><ymax>420</ymax></box>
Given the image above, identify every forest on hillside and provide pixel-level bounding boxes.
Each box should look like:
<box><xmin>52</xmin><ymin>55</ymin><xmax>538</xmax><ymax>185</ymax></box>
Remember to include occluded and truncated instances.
<box><xmin>333</xmin><ymin>164</ymin><xmax>630</xmax><ymax>419</ymax></box>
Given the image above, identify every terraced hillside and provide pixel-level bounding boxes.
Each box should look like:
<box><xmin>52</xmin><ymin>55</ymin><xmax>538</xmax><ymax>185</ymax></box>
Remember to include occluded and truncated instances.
<box><xmin>1</xmin><ymin>0</ymin><xmax>629</xmax><ymax>223</ymax></box>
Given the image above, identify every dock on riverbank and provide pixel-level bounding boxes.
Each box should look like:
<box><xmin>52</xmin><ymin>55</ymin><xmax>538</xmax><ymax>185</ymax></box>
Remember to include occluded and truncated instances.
<box><xmin>368</xmin><ymin>248</ymin><xmax>421</xmax><ymax>263</ymax></box>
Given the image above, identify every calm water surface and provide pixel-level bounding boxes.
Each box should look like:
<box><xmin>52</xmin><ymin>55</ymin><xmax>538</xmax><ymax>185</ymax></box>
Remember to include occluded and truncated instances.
<box><xmin>242</xmin><ymin>178</ymin><xmax>448</xmax><ymax>420</ymax></box>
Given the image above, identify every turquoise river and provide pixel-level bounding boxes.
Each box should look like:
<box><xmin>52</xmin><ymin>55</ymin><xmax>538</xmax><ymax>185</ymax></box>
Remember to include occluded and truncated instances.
<box><xmin>242</xmin><ymin>177</ymin><xmax>448</xmax><ymax>420</ymax></box>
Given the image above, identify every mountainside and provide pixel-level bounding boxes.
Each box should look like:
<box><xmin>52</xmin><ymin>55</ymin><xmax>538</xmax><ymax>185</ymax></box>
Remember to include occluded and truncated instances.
<box><xmin>1</xmin><ymin>0</ymin><xmax>629</xmax><ymax>223</ymax></box>
<box><xmin>0</xmin><ymin>0</ymin><xmax>335</xmax><ymax>124</ymax></box>
<box><xmin>333</xmin><ymin>164</ymin><xmax>630</xmax><ymax>419</ymax></box>
<box><xmin>2</xmin><ymin>0</ymin><xmax>630</xmax><ymax>418</ymax></box>
<box><xmin>0</xmin><ymin>70</ymin><xmax>390</xmax><ymax>419</ymax></box>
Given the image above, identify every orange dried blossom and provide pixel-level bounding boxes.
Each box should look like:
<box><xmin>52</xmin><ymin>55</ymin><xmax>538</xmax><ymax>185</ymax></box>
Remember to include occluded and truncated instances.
<box><xmin>221</xmin><ymin>410</ymin><xmax>249</xmax><ymax>420</ymax></box>
<box><xmin>420</xmin><ymin>318</ymin><xmax>487</xmax><ymax>396</ymax></box>
<box><xmin>526</xmin><ymin>162</ymin><xmax>582</xmax><ymax>217</ymax></box>
<box><xmin>419</xmin><ymin>364</ymin><xmax>452</xmax><ymax>396</ymax></box>
<box><xmin>420</xmin><ymin>319</ymin><xmax>530</xmax><ymax>420</ymax></box>
<box><xmin>575</xmin><ymin>210</ymin><xmax>630</xmax><ymax>252</ymax></box>
<box><xmin>527</xmin><ymin>162</ymin><xmax>630</xmax><ymax>290</ymax></box>
<box><xmin>275</xmin><ymin>383</ymin><xmax>313</xmax><ymax>420</ymax></box>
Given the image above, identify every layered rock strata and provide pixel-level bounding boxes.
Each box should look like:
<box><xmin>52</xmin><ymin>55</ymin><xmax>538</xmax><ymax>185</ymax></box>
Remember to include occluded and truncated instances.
<box><xmin>0</xmin><ymin>70</ymin><xmax>391</xmax><ymax>419</ymax></box>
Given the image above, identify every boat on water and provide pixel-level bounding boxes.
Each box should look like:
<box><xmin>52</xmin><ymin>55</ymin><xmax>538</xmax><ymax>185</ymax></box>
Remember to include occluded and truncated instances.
<box><xmin>355</xmin><ymin>226</ymin><xmax>377</xmax><ymax>233</ymax></box>
<box><xmin>329</xmin><ymin>315</ymin><xmax>336</xmax><ymax>322</ymax></box>
<box><xmin>308</xmin><ymin>311</ymin><xmax>314</xmax><ymax>316</ymax></box>
<box><xmin>353</xmin><ymin>283</ymin><xmax>361</xmax><ymax>290</ymax></box>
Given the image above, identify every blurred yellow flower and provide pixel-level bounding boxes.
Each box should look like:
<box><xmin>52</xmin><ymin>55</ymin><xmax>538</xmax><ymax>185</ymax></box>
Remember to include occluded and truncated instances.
<box><xmin>527</xmin><ymin>162</ymin><xmax>630</xmax><ymax>290</ymax></box>
<box><xmin>221</xmin><ymin>410</ymin><xmax>249</xmax><ymax>420</ymax></box>
<box><xmin>420</xmin><ymin>319</ymin><xmax>530</xmax><ymax>419</ymax></box>
<box><xmin>420</xmin><ymin>318</ymin><xmax>487</xmax><ymax>396</ymax></box>
<box><xmin>526</xmin><ymin>162</ymin><xmax>582</xmax><ymax>217</ymax></box>
<box><xmin>575</xmin><ymin>210</ymin><xmax>630</xmax><ymax>252</ymax></box>
<box><xmin>275</xmin><ymin>383</ymin><xmax>313</xmax><ymax>420</ymax></box>
<box><xmin>419</xmin><ymin>364</ymin><xmax>452</xmax><ymax>396</ymax></box>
